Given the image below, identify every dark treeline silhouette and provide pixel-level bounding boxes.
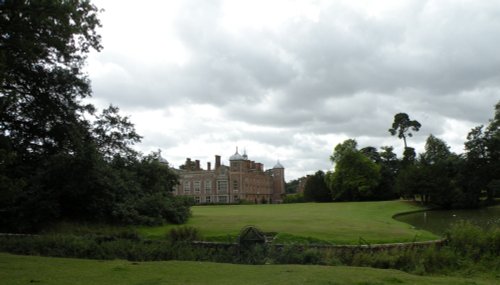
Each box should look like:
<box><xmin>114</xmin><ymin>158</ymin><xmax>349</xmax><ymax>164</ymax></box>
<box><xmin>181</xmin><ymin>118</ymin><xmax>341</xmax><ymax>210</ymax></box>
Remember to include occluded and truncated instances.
<box><xmin>301</xmin><ymin>103</ymin><xmax>500</xmax><ymax>208</ymax></box>
<box><xmin>0</xmin><ymin>1</ymin><xmax>190</xmax><ymax>233</ymax></box>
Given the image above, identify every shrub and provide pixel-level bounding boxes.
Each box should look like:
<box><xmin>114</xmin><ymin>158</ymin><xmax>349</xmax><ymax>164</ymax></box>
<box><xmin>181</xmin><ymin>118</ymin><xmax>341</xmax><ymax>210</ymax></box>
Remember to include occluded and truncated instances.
<box><xmin>163</xmin><ymin>196</ymin><xmax>194</xmax><ymax>224</ymax></box>
<box><xmin>283</xmin><ymin>193</ymin><xmax>305</xmax><ymax>203</ymax></box>
<box><xmin>168</xmin><ymin>227</ymin><xmax>201</xmax><ymax>243</ymax></box>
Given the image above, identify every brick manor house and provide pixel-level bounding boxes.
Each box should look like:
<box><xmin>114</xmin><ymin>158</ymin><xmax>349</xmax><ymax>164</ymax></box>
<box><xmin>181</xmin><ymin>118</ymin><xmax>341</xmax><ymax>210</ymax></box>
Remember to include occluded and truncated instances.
<box><xmin>172</xmin><ymin>148</ymin><xmax>285</xmax><ymax>204</ymax></box>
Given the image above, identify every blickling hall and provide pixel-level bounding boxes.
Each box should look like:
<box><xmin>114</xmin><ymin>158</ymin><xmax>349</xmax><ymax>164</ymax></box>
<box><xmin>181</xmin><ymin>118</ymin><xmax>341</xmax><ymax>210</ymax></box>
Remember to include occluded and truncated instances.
<box><xmin>172</xmin><ymin>148</ymin><xmax>285</xmax><ymax>204</ymax></box>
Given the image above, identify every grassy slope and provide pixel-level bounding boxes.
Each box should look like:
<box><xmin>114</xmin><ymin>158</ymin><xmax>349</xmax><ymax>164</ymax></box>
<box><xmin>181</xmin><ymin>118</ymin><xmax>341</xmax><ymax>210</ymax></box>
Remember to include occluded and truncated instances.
<box><xmin>1</xmin><ymin>253</ymin><xmax>495</xmax><ymax>285</ymax></box>
<box><xmin>139</xmin><ymin>201</ymin><xmax>438</xmax><ymax>244</ymax></box>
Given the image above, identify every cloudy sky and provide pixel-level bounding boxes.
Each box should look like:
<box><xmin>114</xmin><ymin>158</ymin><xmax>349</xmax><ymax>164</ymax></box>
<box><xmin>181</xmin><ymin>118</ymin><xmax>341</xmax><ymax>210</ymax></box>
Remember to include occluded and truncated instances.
<box><xmin>86</xmin><ymin>0</ymin><xmax>500</xmax><ymax>181</ymax></box>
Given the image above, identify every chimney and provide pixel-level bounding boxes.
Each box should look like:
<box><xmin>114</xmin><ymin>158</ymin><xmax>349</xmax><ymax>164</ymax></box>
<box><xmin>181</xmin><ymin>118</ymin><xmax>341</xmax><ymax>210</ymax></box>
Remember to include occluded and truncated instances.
<box><xmin>256</xmin><ymin>163</ymin><xmax>263</xmax><ymax>171</ymax></box>
<box><xmin>186</xmin><ymin>158</ymin><xmax>192</xmax><ymax>170</ymax></box>
<box><xmin>215</xmin><ymin>155</ymin><xmax>221</xmax><ymax>169</ymax></box>
<box><xmin>207</xmin><ymin>162</ymin><xmax>211</xmax><ymax>171</ymax></box>
<box><xmin>195</xmin><ymin>160</ymin><xmax>200</xmax><ymax>170</ymax></box>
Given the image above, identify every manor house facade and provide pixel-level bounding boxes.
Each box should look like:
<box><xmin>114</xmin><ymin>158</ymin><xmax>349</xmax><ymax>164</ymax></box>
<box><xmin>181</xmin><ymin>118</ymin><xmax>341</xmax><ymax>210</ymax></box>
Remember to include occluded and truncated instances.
<box><xmin>172</xmin><ymin>149</ymin><xmax>285</xmax><ymax>204</ymax></box>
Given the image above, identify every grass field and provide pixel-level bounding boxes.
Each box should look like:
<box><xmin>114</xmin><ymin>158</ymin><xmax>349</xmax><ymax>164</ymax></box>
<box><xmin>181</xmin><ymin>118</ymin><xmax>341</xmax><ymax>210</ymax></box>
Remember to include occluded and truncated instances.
<box><xmin>1</xmin><ymin>253</ymin><xmax>496</xmax><ymax>285</ymax></box>
<box><xmin>138</xmin><ymin>201</ymin><xmax>438</xmax><ymax>244</ymax></box>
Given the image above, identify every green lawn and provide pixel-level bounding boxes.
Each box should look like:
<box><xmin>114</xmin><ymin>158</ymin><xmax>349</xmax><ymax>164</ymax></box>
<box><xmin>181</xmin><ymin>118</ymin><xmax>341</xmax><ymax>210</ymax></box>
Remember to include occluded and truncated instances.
<box><xmin>1</xmin><ymin>253</ymin><xmax>496</xmax><ymax>285</ymax></box>
<box><xmin>139</xmin><ymin>201</ymin><xmax>438</xmax><ymax>244</ymax></box>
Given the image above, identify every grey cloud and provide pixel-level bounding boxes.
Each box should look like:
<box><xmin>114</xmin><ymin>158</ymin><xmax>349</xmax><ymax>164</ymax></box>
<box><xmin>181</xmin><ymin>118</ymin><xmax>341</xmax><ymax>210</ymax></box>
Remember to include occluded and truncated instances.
<box><xmin>89</xmin><ymin>0</ymin><xmax>500</xmax><ymax>180</ymax></box>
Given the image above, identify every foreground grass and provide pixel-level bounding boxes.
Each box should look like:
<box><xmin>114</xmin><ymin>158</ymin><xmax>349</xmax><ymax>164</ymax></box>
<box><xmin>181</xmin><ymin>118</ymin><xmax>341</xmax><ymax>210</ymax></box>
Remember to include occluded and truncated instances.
<box><xmin>1</xmin><ymin>253</ymin><xmax>495</xmax><ymax>285</ymax></box>
<box><xmin>139</xmin><ymin>201</ymin><xmax>438</xmax><ymax>244</ymax></box>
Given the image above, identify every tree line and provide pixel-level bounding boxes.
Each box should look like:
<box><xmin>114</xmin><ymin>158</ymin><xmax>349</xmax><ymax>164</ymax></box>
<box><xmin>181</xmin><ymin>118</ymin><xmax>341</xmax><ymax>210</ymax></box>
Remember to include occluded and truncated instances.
<box><xmin>296</xmin><ymin>102</ymin><xmax>500</xmax><ymax>208</ymax></box>
<box><xmin>0</xmin><ymin>0</ymin><xmax>189</xmax><ymax>233</ymax></box>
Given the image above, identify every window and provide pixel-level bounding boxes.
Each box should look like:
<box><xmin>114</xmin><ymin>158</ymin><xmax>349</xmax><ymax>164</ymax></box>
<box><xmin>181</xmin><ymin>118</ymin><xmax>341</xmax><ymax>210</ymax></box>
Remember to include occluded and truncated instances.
<box><xmin>183</xmin><ymin>181</ymin><xmax>190</xmax><ymax>193</ymax></box>
<box><xmin>194</xmin><ymin>196</ymin><xmax>200</xmax><ymax>204</ymax></box>
<box><xmin>217</xmin><ymin>180</ymin><xmax>228</xmax><ymax>194</ymax></box>
<box><xmin>233</xmin><ymin>180</ymin><xmax>239</xmax><ymax>192</ymax></box>
<box><xmin>205</xmin><ymin>180</ymin><xmax>212</xmax><ymax>194</ymax></box>
<box><xmin>194</xmin><ymin>181</ymin><xmax>201</xmax><ymax>193</ymax></box>
<box><xmin>233</xmin><ymin>195</ymin><xmax>239</xmax><ymax>203</ymax></box>
<box><xmin>206</xmin><ymin>196</ymin><xmax>212</xmax><ymax>203</ymax></box>
<box><xmin>173</xmin><ymin>185</ymin><xmax>178</xmax><ymax>194</ymax></box>
<box><xmin>218</xmin><ymin>196</ymin><xmax>228</xmax><ymax>203</ymax></box>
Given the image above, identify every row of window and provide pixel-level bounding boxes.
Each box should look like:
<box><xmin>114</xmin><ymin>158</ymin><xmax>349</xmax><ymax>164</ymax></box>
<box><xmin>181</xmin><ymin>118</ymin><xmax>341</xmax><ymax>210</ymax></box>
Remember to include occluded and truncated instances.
<box><xmin>193</xmin><ymin>195</ymin><xmax>240</xmax><ymax>204</ymax></box>
<box><xmin>180</xmin><ymin>180</ymin><xmax>240</xmax><ymax>194</ymax></box>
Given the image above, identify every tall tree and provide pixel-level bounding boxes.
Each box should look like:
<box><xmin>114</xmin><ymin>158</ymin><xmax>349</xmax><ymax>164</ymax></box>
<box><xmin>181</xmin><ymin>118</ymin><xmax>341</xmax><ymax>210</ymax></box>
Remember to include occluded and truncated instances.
<box><xmin>360</xmin><ymin>146</ymin><xmax>381</xmax><ymax>164</ymax></box>
<box><xmin>420</xmin><ymin>134</ymin><xmax>451</xmax><ymax>164</ymax></box>
<box><xmin>92</xmin><ymin>105</ymin><xmax>142</xmax><ymax>160</ymax></box>
<box><xmin>373</xmin><ymin>146</ymin><xmax>400</xmax><ymax>200</ymax></box>
<box><xmin>419</xmin><ymin>135</ymin><xmax>457</xmax><ymax>207</ymax></box>
<box><xmin>330</xmin><ymin>139</ymin><xmax>357</xmax><ymax>163</ymax></box>
<box><xmin>0</xmin><ymin>0</ymin><xmax>102</xmax><ymax>158</ymax></box>
<box><xmin>0</xmin><ymin>1</ymin><xmax>190</xmax><ymax>232</ymax></box>
<box><xmin>0</xmin><ymin>0</ymin><xmax>102</xmax><ymax>231</ymax></box>
<box><xmin>463</xmin><ymin>101</ymin><xmax>500</xmax><ymax>204</ymax></box>
<box><xmin>328</xmin><ymin>139</ymin><xmax>381</xmax><ymax>201</ymax></box>
<box><xmin>388</xmin><ymin>113</ymin><xmax>421</xmax><ymax>149</ymax></box>
<box><xmin>303</xmin><ymin>170</ymin><xmax>331</xmax><ymax>202</ymax></box>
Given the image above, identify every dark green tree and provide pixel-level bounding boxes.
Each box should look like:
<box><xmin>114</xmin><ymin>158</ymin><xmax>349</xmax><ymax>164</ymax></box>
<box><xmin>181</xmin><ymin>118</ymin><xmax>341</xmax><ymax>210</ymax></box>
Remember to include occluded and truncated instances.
<box><xmin>92</xmin><ymin>105</ymin><xmax>142</xmax><ymax>160</ymax></box>
<box><xmin>0</xmin><ymin>0</ymin><xmax>102</xmax><ymax>158</ymax></box>
<box><xmin>0</xmin><ymin>0</ymin><xmax>102</xmax><ymax>231</ymax></box>
<box><xmin>360</xmin><ymin>146</ymin><xmax>381</xmax><ymax>164</ymax></box>
<box><xmin>328</xmin><ymin>140</ymin><xmax>381</xmax><ymax>201</ymax></box>
<box><xmin>419</xmin><ymin>135</ymin><xmax>458</xmax><ymax>207</ymax></box>
<box><xmin>420</xmin><ymin>134</ymin><xmax>451</xmax><ymax>164</ymax></box>
<box><xmin>397</xmin><ymin>135</ymin><xmax>461</xmax><ymax>207</ymax></box>
<box><xmin>462</xmin><ymin>101</ymin><xmax>500</xmax><ymax>205</ymax></box>
<box><xmin>389</xmin><ymin>113</ymin><xmax>421</xmax><ymax>149</ymax></box>
<box><xmin>330</xmin><ymin>139</ymin><xmax>357</xmax><ymax>163</ymax></box>
<box><xmin>285</xmin><ymin>178</ymin><xmax>300</xmax><ymax>194</ymax></box>
<box><xmin>303</xmin><ymin>170</ymin><xmax>331</xmax><ymax>202</ymax></box>
<box><xmin>373</xmin><ymin>146</ymin><xmax>400</xmax><ymax>200</ymax></box>
<box><xmin>0</xmin><ymin>1</ymin><xmax>190</xmax><ymax>231</ymax></box>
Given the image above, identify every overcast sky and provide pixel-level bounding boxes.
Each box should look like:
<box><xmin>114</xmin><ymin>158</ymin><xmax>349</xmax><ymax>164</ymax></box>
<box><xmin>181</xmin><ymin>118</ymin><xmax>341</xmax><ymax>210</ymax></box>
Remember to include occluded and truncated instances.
<box><xmin>86</xmin><ymin>0</ymin><xmax>500</xmax><ymax>181</ymax></box>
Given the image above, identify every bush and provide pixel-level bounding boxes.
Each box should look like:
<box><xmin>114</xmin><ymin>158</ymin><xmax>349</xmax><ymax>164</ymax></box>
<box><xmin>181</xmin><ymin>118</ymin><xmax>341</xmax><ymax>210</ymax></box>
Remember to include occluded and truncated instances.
<box><xmin>269</xmin><ymin>245</ymin><xmax>322</xmax><ymax>265</ymax></box>
<box><xmin>1</xmin><ymin>222</ymin><xmax>498</xmax><ymax>276</ymax></box>
<box><xmin>283</xmin><ymin>193</ymin><xmax>305</xmax><ymax>203</ymax></box>
<box><xmin>168</xmin><ymin>227</ymin><xmax>201</xmax><ymax>243</ymax></box>
<box><xmin>111</xmin><ymin>195</ymin><xmax>193</xmax><ymax>226</ymax></box>
<box><xmin>163</xmin><ymin>196</ymin><xmax>194</xmax><ymax>224</ymax></box>
<box><xmin>446</xmin><ymin>221</ymin><xmax>499</xmax><ymax>259</ymax></box>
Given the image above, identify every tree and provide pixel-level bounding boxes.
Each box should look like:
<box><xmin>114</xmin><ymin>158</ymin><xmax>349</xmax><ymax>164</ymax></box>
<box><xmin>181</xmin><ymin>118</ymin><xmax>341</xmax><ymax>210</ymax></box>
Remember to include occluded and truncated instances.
<box><xmin>462</xmin><ymin>101</ymin><xmax>500</xmax><ymax>205</ymax></box>
<box><xmin>419</xmin><ymin>135</ymin><xmax>458</xmax><ymax>207</ymax></box>
<box><xmin>373</xmin><ymin>146</ymin><xmax>400</xmax><ymax>200</ymax></box>
<box><xmin>92</xmin><ymin>105</ymin><xmax>142</xmax><ymax>160</ymax></box>
<box><xmin>360</xmin><ymin>146</ymin><xmax>381</xmax><ymax>164</ymax></box>
<box><xmin>0</xmin><ymin>0</ymin><xmax>102</xmax><ymax>158</ymax></box>
<box><xmin>396</xmin><ymin>135</ymin><xmax>462</xmax><ymax>208</ymax></box>
<box><xmin>328</xmin><ymin>140</ymin><xmax>381</xmax><ymax>201</ymax></box>
<box><xmin>379</xmin><ymin>146</ymin><xmax>399</xmax><ymax>173</ymax></box>
<box><xmin>303</xmin><ymin>170</ymin><xmax>331</xmax><ymax>202</ymax></box>
<box><xmin>1</xmin><ymin>0</ymin><xmax>103</xmax><ymax>231</ymax></box>
<box><xmin>0</xmin><ymin>1</ymin><xmax>189</xmax><ymax>231</ymax></box>
<box><xmin>285</xmin><ymin>178</ymin><xmax>300</xmax><ymax>194</ymax></box>
<box><xmin>420</xmin><ymin>134</ymin><xmax>451</xmax><ymax>164</ymax></box>
<box><xmin>388</xmin><ymin>113</ymin><xmax>421</xmax><ymax>149</ymax></box>
<box><xmin>330</xmin><ymin>139</ymin><xmax>357</xmax><ymax>163</ymax></box>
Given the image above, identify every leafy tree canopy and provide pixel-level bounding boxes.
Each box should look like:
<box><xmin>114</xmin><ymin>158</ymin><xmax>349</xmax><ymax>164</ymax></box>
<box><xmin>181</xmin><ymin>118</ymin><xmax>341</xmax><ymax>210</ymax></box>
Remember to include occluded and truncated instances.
<box><xmin>303</xmin><ymin>170</ymin><xmax>331</xmax><ymax>202</ymax></box>
<box><xmin>330</xmin><ymin>138</ymin><xmax>357</xmax><ymax>164</ymax></box>
<box><xmin>420</xmin><ymin>134</ymin><xmax>451</xmax><ymax>164</ymax></box>
<box><xmin>388</xmin><ymin>113</ymin><xmax>421</xmax><ymax>149</ymax></box>
<box><xmin>0</xmin><ymin>1</ymin><xmax>189</xmax><ymax>232</ymax></box>
<box><xmin>327</xmin><ymin>139</ymin><xmax>381</xmax><ymax>201</ymax></box>
<box><xmin>1</xmin><ymin>0</ymin><xmax>102</xmax><ymax>158</ymax></box>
